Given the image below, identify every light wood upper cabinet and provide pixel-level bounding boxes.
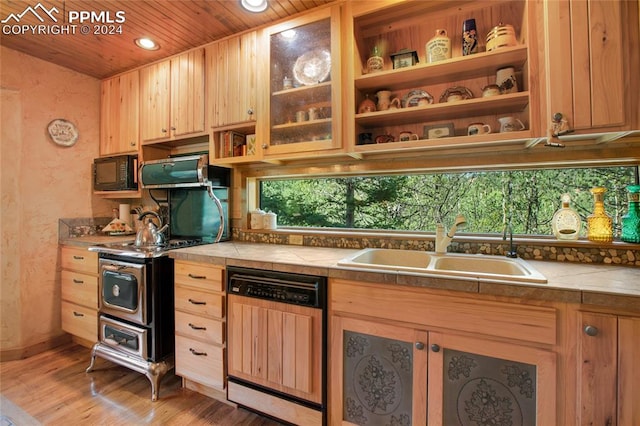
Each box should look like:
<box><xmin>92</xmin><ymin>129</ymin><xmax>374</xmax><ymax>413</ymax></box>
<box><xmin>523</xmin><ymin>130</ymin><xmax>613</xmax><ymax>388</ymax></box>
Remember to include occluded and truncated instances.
<box><xmin>207</xmin><ymin>31</ymin><xmax>261</xmax><ymax>164</ymax></box>
<box><xmin>100</xmin><ymin>70</ymin><xmax>139</xmax><ymax>155</ymax></box>
<box><xmin>260</xmin><ymin>5</ymin><xmax>343</xmax><ymax>159</ymax></box>
<box><xmin>171</xmin><ymin>49</ymin><xmax>206</xmax><ymax>137</ymax></box>
<box><xmin>140</xmin><ymin>48</ymin><xmax>206</xmax><ymax>142</ymax></box>
<box><xmin>346</xmin><ymin>0</ymin><xmax>542</xmax><ymax>156</ymax></box>
<box><xmin>541</xmin><ymin>0</ymin><xmax>639</xmax><ymax>135</ymax></box>
<box><xmin>208</xmin><ymin>31</ymin><xmax>257</xmax><ymax>128</ymax></box>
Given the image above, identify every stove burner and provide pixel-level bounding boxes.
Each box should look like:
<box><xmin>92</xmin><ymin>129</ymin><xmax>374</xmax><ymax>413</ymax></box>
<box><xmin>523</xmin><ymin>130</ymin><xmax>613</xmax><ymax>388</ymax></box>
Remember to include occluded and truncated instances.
<box><xmin>89</xmin><ymin>238</ymin><xmax>209</xmax><ymax>258</ymax></box>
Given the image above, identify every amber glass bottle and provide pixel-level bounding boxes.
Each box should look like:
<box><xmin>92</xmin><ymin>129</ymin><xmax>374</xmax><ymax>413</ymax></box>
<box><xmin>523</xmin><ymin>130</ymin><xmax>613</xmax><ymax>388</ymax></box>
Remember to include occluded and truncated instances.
<box><xmin>587</xmin><ymin>187</ymin><xmax>613</xmax><ymax>242</ymax></box>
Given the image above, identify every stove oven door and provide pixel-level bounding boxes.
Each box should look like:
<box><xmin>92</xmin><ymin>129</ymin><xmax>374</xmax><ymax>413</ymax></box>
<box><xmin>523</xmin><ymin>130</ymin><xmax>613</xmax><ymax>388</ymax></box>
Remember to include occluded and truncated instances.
<box><xmin>100</xmin><ymin>315</ymin><xmax>149</xmax><ymax>360</ymax></box>
<box><xmin>99</xmin><ymin>259</ymin><xmax>147</xmax><ymax>325</ymax></box>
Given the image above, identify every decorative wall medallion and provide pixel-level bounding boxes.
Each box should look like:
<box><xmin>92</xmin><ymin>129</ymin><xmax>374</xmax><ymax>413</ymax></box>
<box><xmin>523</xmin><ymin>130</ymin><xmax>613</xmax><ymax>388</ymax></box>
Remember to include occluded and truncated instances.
<box><xmin>47</xmin><ymin>118</ymin><xmax>78</xmax><ymax>147</ymax></box>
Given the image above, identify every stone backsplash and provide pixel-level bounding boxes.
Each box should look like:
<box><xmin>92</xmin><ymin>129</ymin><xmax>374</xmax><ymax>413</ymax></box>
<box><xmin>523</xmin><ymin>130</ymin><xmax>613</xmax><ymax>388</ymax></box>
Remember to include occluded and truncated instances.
<box><xmin>234</xmin><ymin>228</ymin><xmax>640</xmax><ymax>267</ymax></box>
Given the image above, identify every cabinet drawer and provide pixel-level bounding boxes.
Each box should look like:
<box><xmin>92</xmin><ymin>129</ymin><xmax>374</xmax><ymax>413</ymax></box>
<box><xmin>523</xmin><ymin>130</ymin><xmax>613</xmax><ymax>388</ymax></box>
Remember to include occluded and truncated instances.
<box><xmin>175</xmin><ymin>286</ymin><xmax>224</xmax><ymax>318</ymax></box>
<box><xmin>61</xmin><ymin>301</ymin><xmax>97</xmax><ymax>342</ymax></box>
<box><xmin>61</xmin><ymin>270</ymin><xmax>98</xmax><ymax>308</ymax></box>
<box><xmin>175</xmin><ymin>310</ymin><xmax>224</xmax><ymax>344</ymax></box>
<box><xmin>61</xmin><ymin>246</ymin><xmax>98</xmax><ymax>274</ymax></box>
<box><xmin>174</xmin><ymin>260</ymin><xmax>224</xmax><ymax>292</ymax></box>
<box><xmin>175</xmin><ymin>335</ymin><xmax>225</xmax><ymax>390</ymax></box>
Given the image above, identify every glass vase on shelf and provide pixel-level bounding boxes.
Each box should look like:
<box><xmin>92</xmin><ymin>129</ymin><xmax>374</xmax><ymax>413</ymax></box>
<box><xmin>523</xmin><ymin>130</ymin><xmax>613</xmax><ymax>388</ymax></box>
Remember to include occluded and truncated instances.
<box><xmin>621</xmin><ymin>184</ymin><xmax>640</xmax><ymax>243</ymax></box>
<box><xmin>552</xmin><ymin>193</ymin><xmax>581</xmax><ymax>240</ymax></box>
<box><xmin>587</xmin><ymin>187</ymin><xmax>613</xmax><ymax>242</ymax></box>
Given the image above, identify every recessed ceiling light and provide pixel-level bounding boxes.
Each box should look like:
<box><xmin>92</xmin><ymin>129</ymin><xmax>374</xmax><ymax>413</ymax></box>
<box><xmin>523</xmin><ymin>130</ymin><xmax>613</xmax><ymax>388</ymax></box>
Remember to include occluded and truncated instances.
<box><xmin>135</xmin><ymin>38</ymin><xmax>159</xmax><ymax>51</ymax></box>
<box><xmin>241</xmin><ymin>0</ymin><xmax>268</xmax><ymax>13</ymax></box>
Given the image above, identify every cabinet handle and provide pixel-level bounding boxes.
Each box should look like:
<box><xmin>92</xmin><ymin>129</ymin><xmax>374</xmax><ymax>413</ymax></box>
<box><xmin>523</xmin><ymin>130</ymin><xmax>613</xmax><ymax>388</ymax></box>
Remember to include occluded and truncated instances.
<box><xmin>584</xmin><ymin>325</ymin><xmax>599</xmax><ymax>336</ymax></box>
<box><xmin>73</xmin><ymin>311</ymin><xmax>84</xmax><ymax>317</ymax></box>
<box><xmin>188</xmin><ymin>273</ymin><xmax>207</xmax><ymax>280</ymax></box>
<box><xmin>415</xmin><ymin>342</ymin><xmax>425</xmax><ymax>350</ymax></box>
<box><xmin>189</xmin><ymin>348</ymin><xmax>207</xmax><ymax>356</ymax></box>
<box><xmin>431</xmin><ymin>344</ymin><xmax>441</xmax><ymax>352</ymax></box>
<box><xmin>73</xmin><ymin>278</ymin><xmax>84</xmax><ymax>284</ymax></box>
<box><xmin>188</xmin><ymin>323</ymin><xmax>207</xmax><ymax>331</ymax></box>
<box><xmin>161</xmin><ymin>128</ymin><xmax>167</xmax><ymax>133</ymax></box>
<box><xmin>73</xmin><ymin>255</ymin><xmax>84</xmax><ymax>260</ymax></box>
<box><xmin>247</xmin><ymin>108</ymin><xmax>254</xmax><ymax>115</ymax></box>
<box><xmin>188</xmin><ymin>298</ymin><xmax>206</xmax><ymax>305</ymax></box>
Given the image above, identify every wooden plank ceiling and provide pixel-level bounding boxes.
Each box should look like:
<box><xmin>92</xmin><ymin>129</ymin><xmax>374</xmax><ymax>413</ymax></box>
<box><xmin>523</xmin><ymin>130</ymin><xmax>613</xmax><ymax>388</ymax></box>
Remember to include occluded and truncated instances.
<box><xmin>0</xmin><ymin>0</ymin><xmax>335</xmax><ymax>79</ymax></box>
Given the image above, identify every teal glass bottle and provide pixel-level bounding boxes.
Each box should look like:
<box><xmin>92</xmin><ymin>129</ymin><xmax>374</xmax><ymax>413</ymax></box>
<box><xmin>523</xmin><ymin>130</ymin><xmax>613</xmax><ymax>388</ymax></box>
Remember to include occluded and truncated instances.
<box><xmin>621</xmin><ymin>185</ymin><xmax>640</xmax><ymax>243</ymax></box>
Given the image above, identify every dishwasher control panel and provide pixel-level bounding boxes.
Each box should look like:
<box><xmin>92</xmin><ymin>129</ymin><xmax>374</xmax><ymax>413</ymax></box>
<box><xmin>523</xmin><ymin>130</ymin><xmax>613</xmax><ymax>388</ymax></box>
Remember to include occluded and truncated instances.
<box><xmin>227</xmin><ymin>267</ymin><xmax>326</xmax><ymax>309</ymax></box>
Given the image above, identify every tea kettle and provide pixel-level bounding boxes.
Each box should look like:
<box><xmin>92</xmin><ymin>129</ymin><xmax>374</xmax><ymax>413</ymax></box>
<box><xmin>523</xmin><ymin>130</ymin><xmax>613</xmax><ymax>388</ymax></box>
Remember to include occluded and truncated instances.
<box><xmin>134</xmin><ymin>211</ymin><xmax>168</xmax><ymax>247</ymax></box>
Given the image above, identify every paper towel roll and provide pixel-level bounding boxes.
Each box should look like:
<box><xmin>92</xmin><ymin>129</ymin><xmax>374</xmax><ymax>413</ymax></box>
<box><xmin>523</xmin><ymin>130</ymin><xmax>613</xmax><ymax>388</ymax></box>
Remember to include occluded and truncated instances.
<box><xmin>119</xmin><ymin>204</ymin><xmax>131</xmax><ymax>226</ymax></box>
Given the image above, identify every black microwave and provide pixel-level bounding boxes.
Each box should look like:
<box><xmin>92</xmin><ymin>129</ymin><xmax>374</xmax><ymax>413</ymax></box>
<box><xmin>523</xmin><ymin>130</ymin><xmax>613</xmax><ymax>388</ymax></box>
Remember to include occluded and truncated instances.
<box><xmin>93</xmin><ymin>155</ymin><xmax>138</xmax><ymax>191</ymax></box>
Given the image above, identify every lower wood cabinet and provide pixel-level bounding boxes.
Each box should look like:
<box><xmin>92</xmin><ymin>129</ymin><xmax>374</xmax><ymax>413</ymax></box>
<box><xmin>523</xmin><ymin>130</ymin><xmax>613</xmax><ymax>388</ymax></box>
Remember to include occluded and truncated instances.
<box><xmin>60</xmin><ymin>246</ymin><xmax>98</xmax><ymax>344</ymax></box>
<box><xmin>329</xmin><ymin>278</ymin><xmax>558</xmax><ymax>425</ymax></box>
<box><xmin>577</xmin><ymin>311</ymin><xmax>640</xmax><ymax>425</ymax></box>
<box><xmin>173</xmin><ymin>260</ymin><xmax>226</xmax><ymax>399</ymax></box>
<box><xmin>227</xmin><ymin>294</ymin><xmax>323</xmax><ymax>404</ymax></box>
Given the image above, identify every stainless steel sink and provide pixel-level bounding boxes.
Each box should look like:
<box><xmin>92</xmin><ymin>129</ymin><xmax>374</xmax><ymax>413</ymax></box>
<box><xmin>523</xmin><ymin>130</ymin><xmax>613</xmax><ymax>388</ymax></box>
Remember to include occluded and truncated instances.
<box><xmin>338</xmin><ymin>248</ymin><xmax>547</xmax><ymax>283</ymax></box>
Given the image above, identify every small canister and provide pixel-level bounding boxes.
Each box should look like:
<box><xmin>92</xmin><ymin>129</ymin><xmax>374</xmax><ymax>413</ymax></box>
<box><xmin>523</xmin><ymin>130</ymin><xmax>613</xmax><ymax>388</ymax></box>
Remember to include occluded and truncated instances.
<box><xmin>250</xmin><ymin>209</ymin><xmax>265</xmax><ymax>229</ymax></box>
<box><xmin>263</xmin><ymin>212</ymin><xmax>277</xmax><ymax>230</ymax></box>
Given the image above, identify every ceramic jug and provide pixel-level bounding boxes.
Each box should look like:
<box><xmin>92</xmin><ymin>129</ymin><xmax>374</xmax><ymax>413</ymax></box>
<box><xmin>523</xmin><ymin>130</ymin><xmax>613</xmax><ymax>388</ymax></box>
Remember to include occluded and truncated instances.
<box><xmin>376</xmin><ymin>90</ymin><xmax>400</xmax><ymax>111</ymax></box>
<box><xmin>498</xmin><ymin>117</ymin><xmax>525</xmax><ymax>132</ymax></box>
<box><xmin>426</xmin><ymin>29</ymin><xmax>451</xmax><ymax>63</ymax></box>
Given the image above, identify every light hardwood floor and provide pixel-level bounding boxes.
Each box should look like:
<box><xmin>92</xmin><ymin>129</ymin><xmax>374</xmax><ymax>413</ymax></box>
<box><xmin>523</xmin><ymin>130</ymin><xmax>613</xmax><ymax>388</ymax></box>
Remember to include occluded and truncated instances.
<box><xmin>0</xmin><ymin>343</ymin><xmax>283</xmax><ymax>425</ymax></box>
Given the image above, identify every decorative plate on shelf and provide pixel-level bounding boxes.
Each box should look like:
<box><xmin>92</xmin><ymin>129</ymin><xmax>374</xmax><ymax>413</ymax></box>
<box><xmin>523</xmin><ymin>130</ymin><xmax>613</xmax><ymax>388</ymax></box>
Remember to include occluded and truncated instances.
<box><xmin>293</xmin><ymin>49</ymin><xmax>331</xmax><ymax>86</ymax></box>
<box><xmin>402</xmin><ymin>89</ymin><xmax>433</xmax><ymax>108</ymax></box>
<box><xmin>47</xmin><ymin>118</ymin><xmax>78</xmax><ymax>147</ymax></box>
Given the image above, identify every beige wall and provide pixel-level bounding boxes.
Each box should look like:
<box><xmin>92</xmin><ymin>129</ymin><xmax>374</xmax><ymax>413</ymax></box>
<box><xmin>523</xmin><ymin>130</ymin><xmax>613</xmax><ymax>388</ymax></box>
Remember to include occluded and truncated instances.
<box><xmin>1</xmin><ymin>46</ymin><xmax>111</xmax><ymax>355</ymax></box>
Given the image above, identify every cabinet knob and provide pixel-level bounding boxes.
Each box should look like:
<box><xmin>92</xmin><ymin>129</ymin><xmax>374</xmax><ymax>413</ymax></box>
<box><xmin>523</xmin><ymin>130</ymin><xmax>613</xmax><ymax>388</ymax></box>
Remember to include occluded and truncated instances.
<box><xmin>161</xmin><ymin>128</ymin><xmax>167</xmax><ymax>133</ymax></box>
<box><xmin>431</xmin><ymin>344</ymin><xmax>441</xmax><ymax>352</ymax></box>
<box><xmin>130</xmin><ymin>141</ymin><xmax>136</xmax><ymax>146</ymax></box>
<box><xmin>171</xmin><ymin>126</ymin><xmax>176</xmax><ymax>131</ymax></box>
<box><xmin>584</xmin><ymin>325</ymin><xmax>599</xmax><ymax>336</ymax></box>
<box><xmin>415</xmin><ymin>342</ymin><xmax>425</xmax><ymax>350</ymax></box>
<box><xmin>262</xmin><ymin>144</ymin><xmax>268</xmax><ymax>149</ymax></box>
<box><xmin>247</xmin><ymin>108</ymin><xmax>254</xmax><ymax>115</ymax></box>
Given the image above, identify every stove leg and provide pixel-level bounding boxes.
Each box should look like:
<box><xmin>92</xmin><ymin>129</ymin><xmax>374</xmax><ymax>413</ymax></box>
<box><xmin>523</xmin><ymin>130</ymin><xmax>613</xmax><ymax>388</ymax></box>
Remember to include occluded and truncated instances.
<box><xmin>85</xmin><ymin>343</ymin><xmax>99</xmax><ymax>373</ymax></box>
<box><xmin>146</xmin><ymin>361</ymin><xmax>171</xmax><ymax>401</ymax></box>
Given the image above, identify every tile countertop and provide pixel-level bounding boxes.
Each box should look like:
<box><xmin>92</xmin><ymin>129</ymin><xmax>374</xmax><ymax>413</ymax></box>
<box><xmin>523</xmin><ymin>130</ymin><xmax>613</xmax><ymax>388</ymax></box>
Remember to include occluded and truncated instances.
<box><xmin>60</xmin><ymin>237</ymin><xmax>639</xmax><ymax>312</ymax></box>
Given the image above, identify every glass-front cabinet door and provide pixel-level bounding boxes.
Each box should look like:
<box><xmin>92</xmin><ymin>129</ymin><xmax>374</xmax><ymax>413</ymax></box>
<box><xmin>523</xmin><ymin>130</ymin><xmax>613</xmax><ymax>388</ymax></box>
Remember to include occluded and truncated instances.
<box><xmin>260</xmin><ymin>6</ymin><xmax>342</xmax><ymax>159</ymax></box>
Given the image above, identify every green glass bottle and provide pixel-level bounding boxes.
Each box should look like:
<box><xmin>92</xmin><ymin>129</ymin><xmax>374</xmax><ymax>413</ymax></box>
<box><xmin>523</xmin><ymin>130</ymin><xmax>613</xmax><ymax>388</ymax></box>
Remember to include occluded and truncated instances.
<box><xmin>621</xmin><ymin>184</ymin><xmax>640</xmax><ymax>243</ymax></box>
<box><xmin>587</xmin><ymin>187</ymin><xmax>613</xmax><ymax>242</ymax></box>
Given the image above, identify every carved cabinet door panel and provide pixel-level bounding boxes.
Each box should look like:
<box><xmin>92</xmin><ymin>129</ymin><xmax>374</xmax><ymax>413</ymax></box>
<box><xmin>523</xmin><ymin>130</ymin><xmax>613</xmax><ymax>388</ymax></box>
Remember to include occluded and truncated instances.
<box><xmin>330</xmin><ymin>316</ymin><xmax>428</xmax><ymax>425</ymax></box>
<box><xmin>428</xmin><ymin>331</ymin><xmax>556</xmax><ymax>426</ymax></box>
